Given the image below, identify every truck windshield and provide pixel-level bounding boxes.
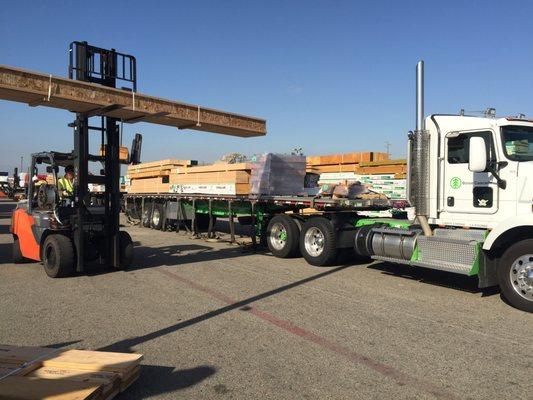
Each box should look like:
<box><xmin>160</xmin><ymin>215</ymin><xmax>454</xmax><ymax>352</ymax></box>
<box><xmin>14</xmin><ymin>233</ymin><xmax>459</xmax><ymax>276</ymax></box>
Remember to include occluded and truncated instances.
<box><xmin>501</xmin><ymin>126</ymin><xmax>533</xmax><ymax>161</ymax></box>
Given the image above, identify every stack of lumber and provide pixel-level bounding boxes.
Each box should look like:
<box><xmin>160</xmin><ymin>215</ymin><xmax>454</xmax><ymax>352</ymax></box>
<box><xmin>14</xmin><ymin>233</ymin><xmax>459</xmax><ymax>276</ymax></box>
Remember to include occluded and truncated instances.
<box><xmin>307</xmin><ymin>152</ymin><xmax>408</xmax><ymax>200</ymax></box>
<box><xmin>0</xmin><ymin>344</ymin><xmax>142</xmax><ymax>399</ymax></box>
<box><xmin>170</xmin><ymin>163</ymin><xmax>252</xmax><ymax>195</ymax></box>
<box><xmin>127</xmin><ymin>159</ymin><xmax>197</xmax><ymax>194</ymax></box>
<box><xmin>306</xmin><ymin>151</ymin><xmax>391</xmax><ymax>173</ymax></box>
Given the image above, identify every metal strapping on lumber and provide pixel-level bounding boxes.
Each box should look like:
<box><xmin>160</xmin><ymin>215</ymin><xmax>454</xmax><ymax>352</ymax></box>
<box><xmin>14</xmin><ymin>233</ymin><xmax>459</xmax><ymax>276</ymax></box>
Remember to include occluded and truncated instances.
<box><xmin>0</xmin><ymin>65</ymin><xmax>267</xmax><ymax>137</ymax></box>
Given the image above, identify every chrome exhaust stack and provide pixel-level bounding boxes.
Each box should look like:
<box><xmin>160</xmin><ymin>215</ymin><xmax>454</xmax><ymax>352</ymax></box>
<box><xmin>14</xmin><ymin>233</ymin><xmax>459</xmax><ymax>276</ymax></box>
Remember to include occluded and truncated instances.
<box><xmin>409</xmin><ymin>60</ymin><xmax>432</xmax><ymax>236</ymax></box>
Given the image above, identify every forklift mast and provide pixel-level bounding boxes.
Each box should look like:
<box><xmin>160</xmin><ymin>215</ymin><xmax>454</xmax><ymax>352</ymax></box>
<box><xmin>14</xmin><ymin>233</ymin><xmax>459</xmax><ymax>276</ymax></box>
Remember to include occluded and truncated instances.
<box><xmin>68</xmin><ymin>41</ymin><xmax>137</xmax><ymax>272</ymax></box>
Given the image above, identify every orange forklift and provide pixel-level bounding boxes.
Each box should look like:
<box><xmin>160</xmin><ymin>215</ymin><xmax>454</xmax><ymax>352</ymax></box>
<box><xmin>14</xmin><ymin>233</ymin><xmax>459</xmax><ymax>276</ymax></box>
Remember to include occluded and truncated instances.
<box><xmin>10</xmin><ymin>42</ymin><xmax>142</xmax><ymax>277</ymax></box>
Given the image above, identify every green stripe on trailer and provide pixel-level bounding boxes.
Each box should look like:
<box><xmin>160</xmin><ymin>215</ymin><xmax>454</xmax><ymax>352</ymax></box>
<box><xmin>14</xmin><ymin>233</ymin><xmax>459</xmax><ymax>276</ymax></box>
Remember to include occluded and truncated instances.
<box><xmin>354</xmin><ymin>218</ymin><xmax>411</xmax><ymax>229</ymax></box>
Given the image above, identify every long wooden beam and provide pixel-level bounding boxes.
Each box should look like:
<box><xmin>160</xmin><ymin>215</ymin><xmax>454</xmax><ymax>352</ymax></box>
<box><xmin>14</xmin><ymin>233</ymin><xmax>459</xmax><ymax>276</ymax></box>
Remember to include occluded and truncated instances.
<box><xmin>0</xmin><ymin>65</ymin><xmax>266</xmax><ymax>137</ymax></box>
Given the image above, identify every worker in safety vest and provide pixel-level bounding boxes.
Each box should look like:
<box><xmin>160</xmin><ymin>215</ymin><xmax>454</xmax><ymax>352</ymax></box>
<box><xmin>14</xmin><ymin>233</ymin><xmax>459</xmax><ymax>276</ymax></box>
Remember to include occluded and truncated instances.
<box><xmin>58</xmin><ymin>165</ymin><xmax>75</xmax><ymax>199</ymax></box>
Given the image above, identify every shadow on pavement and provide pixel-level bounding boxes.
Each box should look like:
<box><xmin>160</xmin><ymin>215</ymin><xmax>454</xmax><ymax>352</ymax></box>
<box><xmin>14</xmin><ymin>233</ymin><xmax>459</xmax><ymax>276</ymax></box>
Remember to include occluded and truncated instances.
<box><xmin>369</xmin><ymin>261</ymin><xmax>499</xmax><ymax>297</ymax></box>
<box><xmin>116</xmin><ymin>364</ymin><xmax>216</xmax><ymax>399</ymax></box>
<box><xmin>98</xmin><ymin>264</ymin><xmax>351</xmax><ymax>354</ymax></box>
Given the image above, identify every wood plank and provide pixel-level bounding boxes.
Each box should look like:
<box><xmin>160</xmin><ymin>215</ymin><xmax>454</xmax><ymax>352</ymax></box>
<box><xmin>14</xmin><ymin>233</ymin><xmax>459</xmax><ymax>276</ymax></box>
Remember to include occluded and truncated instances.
<box><xmin>174</xmin><ymin>163</ymin><xmax>252</xmax><ymax>174</ymax></box>
<box><xmin>127</xmin><ymin>159</ymin><xmax>196</xmax><ymax>170</ymax></box>
<box><xmin>169</xmin><ymin>171</ymin><xmax>250</xmax><ymax>185</ymax></box>
<box><xmin>0</xmin><ymin>376</ymin><xmax>101</xmax><ymax>400</ymax></box>
<box><xmin>0</xmin><ymin>65</ymin><xmax>267</xmax><ymax>138</ymax></box>
<box><xmin>359</xmin><ymin>159</ymin><xmax>407</xmax><ymax>167</ymax></box>
<box><xmin>27</xmin><ymin>367</ymin><xmax>119</xmax><ymax>399</ymax></box>
<box><xmin>0</xmin><ymin>345</ymin><xmax>59</xmax><ymax>365</ymax></box>
<box><xmin>41</xmin><ymin>350</ymin><xmax>142</xmax><ymax>380</ymax></box>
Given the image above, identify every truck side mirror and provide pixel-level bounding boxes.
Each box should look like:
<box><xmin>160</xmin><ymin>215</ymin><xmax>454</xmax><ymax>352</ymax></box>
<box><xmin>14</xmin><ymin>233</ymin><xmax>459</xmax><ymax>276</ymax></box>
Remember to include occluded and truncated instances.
<box><xmin>130</xmin><ymin>133</ymin><xmax>142</xmax><ymax>165</ymax></box>
<box><xmin>468</xmin><ymin>137</ymin><xmax>487</xmax><ymax>172</ymax></box>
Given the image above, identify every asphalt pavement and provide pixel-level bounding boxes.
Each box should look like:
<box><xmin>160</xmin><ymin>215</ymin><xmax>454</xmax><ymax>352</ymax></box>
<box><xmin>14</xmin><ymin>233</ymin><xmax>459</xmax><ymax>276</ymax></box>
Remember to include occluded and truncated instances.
<box><xmin>0</xmin><ymin>200</ymin><xmax>531</xmax><ymax>399</ymax></box>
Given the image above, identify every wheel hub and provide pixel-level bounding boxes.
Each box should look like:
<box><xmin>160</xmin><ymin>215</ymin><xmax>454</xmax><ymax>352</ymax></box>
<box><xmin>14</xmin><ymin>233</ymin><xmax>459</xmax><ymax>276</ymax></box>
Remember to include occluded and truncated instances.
<box><xmin>304</xmin><ymin>227</ymin><xmax>325</xmax><ymax>257</ymax></box>
<box><xmin>510</xmin><ymin>255</ymin><xmax>533</xmax><ymax>301</ymax></box>
<box><xmin>270</xmin><ymin>222</ymin><xmax>287</xmax><ymax>250</ymax></box>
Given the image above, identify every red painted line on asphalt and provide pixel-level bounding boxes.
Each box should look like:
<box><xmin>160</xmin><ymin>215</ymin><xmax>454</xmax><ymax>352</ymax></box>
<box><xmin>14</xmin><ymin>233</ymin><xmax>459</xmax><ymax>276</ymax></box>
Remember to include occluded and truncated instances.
<box><xmin>157</xmin><ymin>268</ymin><xmax>457</xmax><ymax>399</ymax></box>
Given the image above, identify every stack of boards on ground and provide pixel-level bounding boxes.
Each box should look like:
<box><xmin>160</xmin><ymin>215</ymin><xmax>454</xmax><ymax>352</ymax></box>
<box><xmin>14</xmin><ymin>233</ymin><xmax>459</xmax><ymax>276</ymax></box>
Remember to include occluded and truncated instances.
<box><xmin>0</xmin><ymin>344</ymin><xmax>142</xmax><ymax>399</ymax></box>
<box><xmin>306</xmin><ymin>152</ymin><xmax>407</xmax><ymax>200</ymax></box>
<box><xmin>127</xmin><ymin>159</ymin><xmax>198</xmax><ymax>194</ymax></box>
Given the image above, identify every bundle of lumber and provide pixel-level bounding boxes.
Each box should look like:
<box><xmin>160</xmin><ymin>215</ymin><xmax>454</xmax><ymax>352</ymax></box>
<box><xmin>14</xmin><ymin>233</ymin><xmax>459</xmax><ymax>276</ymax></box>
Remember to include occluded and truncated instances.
<box><xmin>0</xmin><ymin>65</ymin><xmax>267</xmax><ymax>138</ymax></box>
<box><xmin>0</xmin><ymin>344</ymin><xmax>142</xmax><ymax>400</ymax></box>
<box><xmin>307</xmin><ymin>152</ymin><xmax>406</xmax><ymax>177</ymax></box>
<box><xmin>170</xmin><ymin>163</ymin><xmax>252</xmax><ymax>195</ymax></box>
<box><xmin>127</xmin><ymin>159</ymin><xmax>197</xmax><ymax>194</ymax></box>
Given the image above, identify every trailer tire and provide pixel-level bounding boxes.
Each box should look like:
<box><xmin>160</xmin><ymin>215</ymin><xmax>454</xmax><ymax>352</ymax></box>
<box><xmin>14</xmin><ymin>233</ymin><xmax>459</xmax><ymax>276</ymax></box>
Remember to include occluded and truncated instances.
<box><xmin>118</xmin><ymin>231</ymin><xmax>134</xmax><ymax>269</ymax></box>
<box><xmin>498</xmin><ymin>239</ymin><xmax>533</xmax><ymax>312</ymax></box>
<box><xmin>12</xmin><ymin>237</ymin><xmax>26</xmax><ymax>263</ymax></box>
<box><xmin>151</xmin><ymin>204</ymin><xmax>164</xmax><ymax>230</ymax></box>
<box><xmin>42</xmin><ymin>234</ymin><xmax>74</xmax><ymax>278</ymax></box>
<box><xmin>300</xmin><ymin>217</ymin><xmax>338</xmax><ymax>266</ymax></box>
<box><xmin>266</xmin><ymin>215</ymin><xmax>300</xmax><ymax>258</ymax></box>
<box><xmin>142</xmin><ymin>208</ymin><xmax>151</xmax><ymax>228</ymax></box>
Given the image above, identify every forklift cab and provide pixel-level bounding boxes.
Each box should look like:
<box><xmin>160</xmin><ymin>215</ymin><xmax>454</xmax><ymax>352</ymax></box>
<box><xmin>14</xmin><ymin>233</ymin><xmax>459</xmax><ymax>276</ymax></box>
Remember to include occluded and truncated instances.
<box><xmin>11</xmin><ymin>150</ymin><xmax>134</xmax><ymax>278</ymax></box>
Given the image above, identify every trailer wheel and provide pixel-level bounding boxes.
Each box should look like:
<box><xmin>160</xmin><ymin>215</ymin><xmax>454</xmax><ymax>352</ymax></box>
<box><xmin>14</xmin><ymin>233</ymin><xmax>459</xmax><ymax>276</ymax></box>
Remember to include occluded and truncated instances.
<box><xmin>300</xmin><ymin>217</ymin><xmax>338</xmax><ymax>266</ymax></box>
<box><xmin>498</xmin><ymin>239</ymin><xmax>533</xmax><ymax>312</ymax></box>
<box><xmin>142</xmin><ymin>208</ymin><xmax>151</xmax><ymax>228</ymax></box>
<box><xmin>42</xmin><ymin>234</ymin><xmax>74</xmax><ymax>278</ymax></box>
<box><xmin>151</xmin><ymin>204</ymin><xmax>164</xmax><ymax>230</ymax></box>
<box><xmin>118</xmin><ymin>231</ymin><xmax>134</xmax><ymax>269</ymax></box>
<box><xmin>266</xmin><ymin>215</ymin><xmax>300</xmax><ymax>258</ymax></box>
<box><xmin>12</xmin><ymin>237</ymin><xmax>26</xmax><ymax>263</ymax></box>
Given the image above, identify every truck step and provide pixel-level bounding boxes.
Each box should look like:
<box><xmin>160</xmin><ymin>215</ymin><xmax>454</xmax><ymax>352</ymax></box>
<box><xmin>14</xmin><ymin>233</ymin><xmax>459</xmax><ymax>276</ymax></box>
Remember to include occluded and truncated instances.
<box><xmin>416</xmin><ymin>234</ymin><xmax>481</xmax><ymax>275</ymax></box>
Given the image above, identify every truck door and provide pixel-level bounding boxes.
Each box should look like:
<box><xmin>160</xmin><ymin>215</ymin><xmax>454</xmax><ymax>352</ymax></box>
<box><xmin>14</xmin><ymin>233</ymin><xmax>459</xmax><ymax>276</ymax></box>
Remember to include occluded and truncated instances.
<box><xmin>443</xmin><ymin>130</ymin><xmax>499</xmax><ymax>215</ymax></box>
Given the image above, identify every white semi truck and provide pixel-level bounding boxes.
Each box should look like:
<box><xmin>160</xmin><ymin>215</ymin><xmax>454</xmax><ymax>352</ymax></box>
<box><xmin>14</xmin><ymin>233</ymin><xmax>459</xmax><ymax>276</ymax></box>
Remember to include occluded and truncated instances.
<box><xmin>126</xmin><ymin>61</ymin><xmax>533</xmax><ymax>312</ymax></box>
<box><xmin>346</xmin><ymin>61</ymin><xmax>533</xmax><ymax>312</ymax></box>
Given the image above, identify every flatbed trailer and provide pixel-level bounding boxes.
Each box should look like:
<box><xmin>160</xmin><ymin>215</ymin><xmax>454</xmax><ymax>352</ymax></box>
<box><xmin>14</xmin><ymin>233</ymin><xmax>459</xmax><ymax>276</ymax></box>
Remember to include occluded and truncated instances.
<box><xmin>123</xmin><ymin>192</ymin><xmax>396</xmax><ymax>258</ymax></box>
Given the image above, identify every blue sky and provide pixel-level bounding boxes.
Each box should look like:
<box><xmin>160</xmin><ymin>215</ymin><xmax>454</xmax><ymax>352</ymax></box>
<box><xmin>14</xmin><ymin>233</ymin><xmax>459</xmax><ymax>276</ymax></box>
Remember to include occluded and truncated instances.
<box><xmin>1</xmin><ymin>0</ymin><xmax>533</xmax><ymax>172</ymax></box>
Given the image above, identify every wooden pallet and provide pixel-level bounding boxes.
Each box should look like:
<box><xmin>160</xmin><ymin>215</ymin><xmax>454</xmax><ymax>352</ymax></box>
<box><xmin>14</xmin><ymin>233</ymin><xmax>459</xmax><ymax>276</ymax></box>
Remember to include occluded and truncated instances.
<box><xmin>0</xmin><ymin>345</ymin><xmax>142</xmax><ymax>400</ymax></box>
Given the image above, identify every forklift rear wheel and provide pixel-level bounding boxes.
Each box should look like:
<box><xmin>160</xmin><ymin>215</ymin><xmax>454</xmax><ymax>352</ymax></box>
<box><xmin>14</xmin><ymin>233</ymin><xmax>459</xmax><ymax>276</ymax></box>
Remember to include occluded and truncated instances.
<box><xmin>12</xmin><ymin>237</ymin><xmax>26</xmax><ymax>263</ymax></box>
<box><xmin>42</xmin><ymin>234</ymin><xmax>74</xmax><ymax>278</ymax></box>
<box><xmin>300</xmin><ymin>217</ymin><xmax>338</xmax><ymax>266</ymax></box>
<box><xmin>151</xmin><ymin>204</ymin><xmax>164</xmax><ymax>230</ymax></box>
<box><xmin>498</xmin><ymin>239</ymin><xmax>533</xmax><ymax>313</ymax></box>
<box><xmin>118</xmin><ymin>231</ymin><xmax>134</xmax><ymax>269</ymax></box>
<box><xmin>266</xmin><ymin>215</ymin><xmax>300</xmax><ymax>258</ymax></box>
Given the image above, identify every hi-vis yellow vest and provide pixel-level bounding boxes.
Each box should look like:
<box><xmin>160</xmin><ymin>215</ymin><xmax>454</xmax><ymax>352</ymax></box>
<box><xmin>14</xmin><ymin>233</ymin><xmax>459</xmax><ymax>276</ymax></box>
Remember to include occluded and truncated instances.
<box><xmin>58</xmin><ymin>177</ymin><xmax>74</xmax><ymax>196</ymax></box>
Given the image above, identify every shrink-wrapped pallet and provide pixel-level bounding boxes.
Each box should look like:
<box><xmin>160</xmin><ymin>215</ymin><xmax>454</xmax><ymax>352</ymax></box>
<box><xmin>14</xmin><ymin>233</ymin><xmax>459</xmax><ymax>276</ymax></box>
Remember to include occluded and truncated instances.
<box><xmin>250</xmin><ymin>154</ymin><xmax>306</xmax><ymax>196</ymax></box>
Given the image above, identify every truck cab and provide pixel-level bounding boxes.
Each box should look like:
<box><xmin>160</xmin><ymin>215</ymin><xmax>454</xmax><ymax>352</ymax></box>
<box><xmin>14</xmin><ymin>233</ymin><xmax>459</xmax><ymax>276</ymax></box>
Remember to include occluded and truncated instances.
<box><xmin>426</xmin><ymin>115</ymin><xmax>533</xmax><ymax>230</ymax></box>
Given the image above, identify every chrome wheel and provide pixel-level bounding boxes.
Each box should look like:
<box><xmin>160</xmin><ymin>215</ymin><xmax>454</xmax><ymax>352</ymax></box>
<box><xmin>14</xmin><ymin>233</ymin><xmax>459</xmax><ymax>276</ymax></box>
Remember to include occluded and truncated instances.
<box><xmin>304</xmin><ymin>227</ymin><xmax>325</xmax><ymax>257</ymax></box>
<box><xmin>152</xmin><ymin>209</ymin><xmax>160</xmax><ymax>226</ymax></box>
<box><xmin>510</xmin><ymin>254</ymin><xmax>533</xmax><ymax>301</ymax></box>
<box><xmin>269</xmin><ymin>222</ymin><xmax>287</xmax><ymax>251</ymax></box>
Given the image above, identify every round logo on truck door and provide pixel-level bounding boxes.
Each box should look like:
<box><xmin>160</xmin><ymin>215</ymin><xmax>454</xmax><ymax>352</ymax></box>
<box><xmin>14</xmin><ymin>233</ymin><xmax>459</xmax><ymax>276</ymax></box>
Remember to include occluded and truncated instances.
<box><xmin>450</xmin><ymin>177</ymin><xmax>462</xmax><ymax>189</ymax></box>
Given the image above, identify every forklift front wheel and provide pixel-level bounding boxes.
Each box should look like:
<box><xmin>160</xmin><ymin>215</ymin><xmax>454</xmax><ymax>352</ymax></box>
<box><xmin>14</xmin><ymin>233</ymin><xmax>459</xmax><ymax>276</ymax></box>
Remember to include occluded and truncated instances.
<box><xmin>42</xmin><ymin>234</ymin><xmax>75</xmax><ymax>278</ymax></box>
<box><xmin>12</xmin><ymin>237</ymin><xmax>27</xmax><ymax>263</ymax></box>
<box><xmin>117</xmin><ymin>231</ymin><xmax>134</xmax><ymax>269</ymax></box>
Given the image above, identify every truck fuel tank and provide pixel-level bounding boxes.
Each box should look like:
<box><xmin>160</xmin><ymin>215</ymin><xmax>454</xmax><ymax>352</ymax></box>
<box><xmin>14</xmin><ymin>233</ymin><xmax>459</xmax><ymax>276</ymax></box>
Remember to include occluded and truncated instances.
<box><xmin>354</xmin><ymin>225</ymin><xmax>420</xmax><ymax>261</ymax></box>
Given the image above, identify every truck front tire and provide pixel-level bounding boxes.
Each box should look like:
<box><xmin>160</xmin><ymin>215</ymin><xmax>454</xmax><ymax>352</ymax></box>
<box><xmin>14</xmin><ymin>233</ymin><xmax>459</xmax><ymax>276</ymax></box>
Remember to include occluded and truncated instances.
<box><xmin>300</xmin><ymin>217</ymin><xmax>338</xmax><ymax>266</ymax></box>
<box><xmin>498</xmin><ymin>239</ymin><xmax>533</xmax><ymax>313</ymax></box>
<box><xmin>266</xmin><ymin>215</ymin><xmax>300</xmax><ymax>258</ymax></box>
<box><xmin>42</xmin><ymin>234</ymin><xmax>74</xmax><ymax>278</ymax></box>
